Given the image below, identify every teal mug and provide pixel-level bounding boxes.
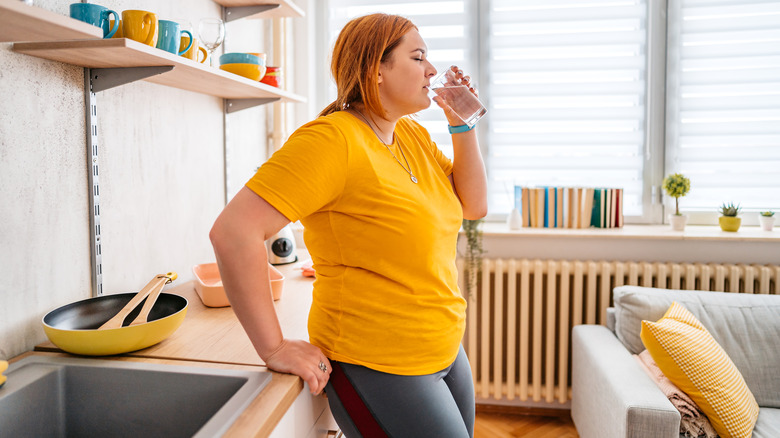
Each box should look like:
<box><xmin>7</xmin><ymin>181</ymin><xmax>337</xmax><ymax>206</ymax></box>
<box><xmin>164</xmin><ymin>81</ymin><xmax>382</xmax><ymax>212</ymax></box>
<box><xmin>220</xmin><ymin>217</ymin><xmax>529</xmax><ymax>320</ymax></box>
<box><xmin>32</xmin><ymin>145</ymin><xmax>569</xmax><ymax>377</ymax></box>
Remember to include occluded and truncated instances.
<box><xmin>156</xmin><ymin>20</ymin><xmax>193</xmax><ymax>56</ymax></box>
<box><xmin>69</xmin><ymin>3</ymin><xmax>119</xmax><ymax>38</ymax></box>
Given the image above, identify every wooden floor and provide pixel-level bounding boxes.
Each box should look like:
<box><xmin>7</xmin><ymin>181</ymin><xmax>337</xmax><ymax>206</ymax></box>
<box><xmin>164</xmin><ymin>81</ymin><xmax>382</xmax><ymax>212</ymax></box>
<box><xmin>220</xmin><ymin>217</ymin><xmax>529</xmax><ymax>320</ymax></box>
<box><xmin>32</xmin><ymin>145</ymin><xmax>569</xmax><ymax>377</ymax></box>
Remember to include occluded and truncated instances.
<box><xmin>474</xmin><ymin>410</ymin><xmax>579</xmax><ymax>438</ymax></box>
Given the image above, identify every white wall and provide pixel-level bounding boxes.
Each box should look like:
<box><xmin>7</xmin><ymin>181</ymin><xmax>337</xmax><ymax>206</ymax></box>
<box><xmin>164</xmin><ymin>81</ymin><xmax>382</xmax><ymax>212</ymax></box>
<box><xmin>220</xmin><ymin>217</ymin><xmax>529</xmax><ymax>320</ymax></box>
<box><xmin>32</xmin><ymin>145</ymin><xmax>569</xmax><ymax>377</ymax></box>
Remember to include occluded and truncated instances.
<box><xmin>0</xmin><ymin>0</ymin><xmax>272</xmax><ymax>359</ymax></box>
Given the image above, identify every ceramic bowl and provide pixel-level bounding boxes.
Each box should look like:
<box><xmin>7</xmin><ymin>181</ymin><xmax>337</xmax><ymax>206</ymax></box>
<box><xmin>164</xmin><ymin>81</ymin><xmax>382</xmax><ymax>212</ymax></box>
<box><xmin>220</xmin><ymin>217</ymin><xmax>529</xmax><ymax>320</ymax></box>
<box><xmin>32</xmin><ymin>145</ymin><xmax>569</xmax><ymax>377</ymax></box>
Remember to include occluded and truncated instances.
<box><xmin>219</xmin><ymin>62</ymin><xmax>266</xmax><ymax>81</ymax></box>
<box><xmin>219</xmin><ymin>52</ymin><xmax>263</xmax><ymax>66</ymax></box>
<box><xmin>193</xmin><ymin>262</ymin><xmax>284</xmax><ymax>308</ymax></box>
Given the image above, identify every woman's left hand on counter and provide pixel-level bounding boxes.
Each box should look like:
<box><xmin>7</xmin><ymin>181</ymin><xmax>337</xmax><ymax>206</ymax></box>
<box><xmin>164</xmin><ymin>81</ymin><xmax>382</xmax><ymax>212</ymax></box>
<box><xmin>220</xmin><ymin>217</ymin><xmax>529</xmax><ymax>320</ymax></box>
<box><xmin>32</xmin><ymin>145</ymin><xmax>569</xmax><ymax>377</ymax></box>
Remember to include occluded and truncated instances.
<box><xmin>264</xmin><ymin>339</ymin><xmax>332</xmax><ymax>395</ymax></box>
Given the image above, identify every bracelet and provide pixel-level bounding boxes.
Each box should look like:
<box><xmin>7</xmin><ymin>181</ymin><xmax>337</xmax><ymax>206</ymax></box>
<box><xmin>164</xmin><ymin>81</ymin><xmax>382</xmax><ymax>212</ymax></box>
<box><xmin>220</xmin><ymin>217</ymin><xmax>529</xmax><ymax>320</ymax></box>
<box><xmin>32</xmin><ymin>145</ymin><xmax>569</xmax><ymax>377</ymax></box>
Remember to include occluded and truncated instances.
<box><xmin>448</xmin><ymin>124</ymin><xmax>475</xmax><ymax>134</ymax></box>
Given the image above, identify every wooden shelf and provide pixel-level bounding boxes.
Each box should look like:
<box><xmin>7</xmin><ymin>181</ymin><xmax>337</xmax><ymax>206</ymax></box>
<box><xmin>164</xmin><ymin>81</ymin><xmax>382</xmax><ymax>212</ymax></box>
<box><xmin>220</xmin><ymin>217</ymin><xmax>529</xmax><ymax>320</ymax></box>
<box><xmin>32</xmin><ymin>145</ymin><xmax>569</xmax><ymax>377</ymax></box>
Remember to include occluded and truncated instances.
<box><xmin>214</xmin><ymin>0</ymin><xmax>305</xmax><ymax>19</ymax></box>
<box><xmin>0</xmin><ymin>0</ymin><xmax>102</xmax><ymax>43</ymax></box>
<box><xmin>13</xmin><ymin>38</ymin><xmax>305</xmax><ymax>103</ymax></box>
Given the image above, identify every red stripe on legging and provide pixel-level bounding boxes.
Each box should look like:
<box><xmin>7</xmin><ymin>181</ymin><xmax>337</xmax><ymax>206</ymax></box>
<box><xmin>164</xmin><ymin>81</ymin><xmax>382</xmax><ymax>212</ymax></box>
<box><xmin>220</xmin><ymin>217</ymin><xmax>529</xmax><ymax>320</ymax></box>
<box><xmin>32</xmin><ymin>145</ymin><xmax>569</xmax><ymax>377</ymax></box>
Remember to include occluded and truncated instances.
<box><xmin>329</xmin><ymin>362</ymin><xmax>389</xmax><ymax>438</ymax></box>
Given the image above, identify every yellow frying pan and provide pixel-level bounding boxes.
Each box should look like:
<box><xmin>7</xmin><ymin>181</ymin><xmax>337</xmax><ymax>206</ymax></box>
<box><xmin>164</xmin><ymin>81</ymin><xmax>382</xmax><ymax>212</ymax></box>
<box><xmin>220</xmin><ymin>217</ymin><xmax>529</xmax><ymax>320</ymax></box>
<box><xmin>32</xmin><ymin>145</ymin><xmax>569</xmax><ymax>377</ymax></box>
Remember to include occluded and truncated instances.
<box><xmin>41</xmin><ymin>274</ymin><xmax>188</xmax><ymax>356</ymax></box>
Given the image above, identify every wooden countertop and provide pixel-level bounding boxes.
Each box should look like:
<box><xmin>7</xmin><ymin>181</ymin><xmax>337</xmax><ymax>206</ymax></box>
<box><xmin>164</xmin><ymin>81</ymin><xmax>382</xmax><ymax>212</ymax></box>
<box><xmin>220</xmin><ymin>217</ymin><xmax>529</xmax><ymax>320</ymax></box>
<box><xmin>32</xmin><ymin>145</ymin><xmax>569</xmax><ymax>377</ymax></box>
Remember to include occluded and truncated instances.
<box><xmin>32</xmin><ymin>254</ymin><xmax>317</xmax><ymax>437</ymax></box>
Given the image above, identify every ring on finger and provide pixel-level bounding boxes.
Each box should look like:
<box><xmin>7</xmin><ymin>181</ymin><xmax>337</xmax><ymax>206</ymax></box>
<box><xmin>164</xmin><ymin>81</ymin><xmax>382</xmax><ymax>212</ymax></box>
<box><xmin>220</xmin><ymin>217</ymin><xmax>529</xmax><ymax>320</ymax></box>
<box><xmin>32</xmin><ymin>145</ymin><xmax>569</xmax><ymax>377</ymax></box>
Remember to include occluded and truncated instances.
<box><xmin>319</xmin><ymin>361</ymin><xmax>328</xmax><ymax>373</ymax></box>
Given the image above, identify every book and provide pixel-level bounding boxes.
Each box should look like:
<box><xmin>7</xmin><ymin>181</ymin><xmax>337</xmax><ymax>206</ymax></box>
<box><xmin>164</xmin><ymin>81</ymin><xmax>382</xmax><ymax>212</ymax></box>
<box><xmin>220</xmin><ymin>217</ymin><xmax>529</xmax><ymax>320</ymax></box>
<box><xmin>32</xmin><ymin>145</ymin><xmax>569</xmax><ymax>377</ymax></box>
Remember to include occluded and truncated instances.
<box><xmin>556</xmin><ymin>187</ymin><xmax>564</xmax><ymax>228</ymax></box>
<box><xmin>514</xmin><ymin>185</ymin><xmax>624</xmax><ymax>229</ymax></box>
<box><xmin>536</xmin><ymin>188</ymin><xmax>545</xmax><ymax>228</ymax></box>
<box><xmin>570</xmin><ymin>187</ymin><xmax>579</xmax><ymax>228</ymax></box>
<box><xmin>581</xmin><ymin>188</ymin><xmax>594</xmax><ymax>228</ymax></box>
<box><xmin>590</xmin><ymin>189</ymin><xmax>601</xmax><ymax>228</ymax></box>
<box><xmin>545</xmin><ymin>187</ymin><xmax>555</xmax><ymax>228</ymax></box>
<box><xmin>521</xmin><ymin>187</ymin><xmax>530</xmax><ymax>228</ymax></box>
<box><xmin>591</xmin><ymin>188</ymin><xmax>607</xmax><ymax>228</ymax></box>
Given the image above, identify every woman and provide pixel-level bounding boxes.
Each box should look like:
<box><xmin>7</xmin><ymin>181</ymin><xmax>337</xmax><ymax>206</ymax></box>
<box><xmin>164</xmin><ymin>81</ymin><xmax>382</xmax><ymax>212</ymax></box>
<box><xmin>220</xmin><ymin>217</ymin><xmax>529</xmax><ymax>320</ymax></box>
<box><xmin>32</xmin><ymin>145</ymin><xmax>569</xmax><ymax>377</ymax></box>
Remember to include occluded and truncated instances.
<box><xmin>210</xmin><ymin>13</ymin><xmax>487</xmax><ymax>437</ymax></box>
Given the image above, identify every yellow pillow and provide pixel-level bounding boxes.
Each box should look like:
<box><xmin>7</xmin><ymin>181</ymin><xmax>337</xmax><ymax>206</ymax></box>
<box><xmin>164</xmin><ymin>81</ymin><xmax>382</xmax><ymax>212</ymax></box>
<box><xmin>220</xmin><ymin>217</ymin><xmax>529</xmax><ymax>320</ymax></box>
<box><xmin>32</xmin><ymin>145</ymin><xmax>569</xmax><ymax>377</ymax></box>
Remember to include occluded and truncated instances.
<box><xmin>641</xmin><ymin>301</ymin><xmax>759</xmax><ymax>438</ymax></box>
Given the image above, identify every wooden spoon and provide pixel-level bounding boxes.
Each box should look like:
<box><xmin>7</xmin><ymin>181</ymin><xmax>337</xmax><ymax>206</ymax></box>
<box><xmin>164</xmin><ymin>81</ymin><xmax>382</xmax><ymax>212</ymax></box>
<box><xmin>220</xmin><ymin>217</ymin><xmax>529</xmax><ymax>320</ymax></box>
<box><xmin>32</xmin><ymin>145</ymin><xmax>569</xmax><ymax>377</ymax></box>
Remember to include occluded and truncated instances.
<box><xmin>98</xmin><ymin>272</ymin><xmax>177</xmax><ymax>330</ymax></box>
<box><xmin>129</xmin><ymin>272</ymin><xmax>178</xmax><ymax>326</ymax></box>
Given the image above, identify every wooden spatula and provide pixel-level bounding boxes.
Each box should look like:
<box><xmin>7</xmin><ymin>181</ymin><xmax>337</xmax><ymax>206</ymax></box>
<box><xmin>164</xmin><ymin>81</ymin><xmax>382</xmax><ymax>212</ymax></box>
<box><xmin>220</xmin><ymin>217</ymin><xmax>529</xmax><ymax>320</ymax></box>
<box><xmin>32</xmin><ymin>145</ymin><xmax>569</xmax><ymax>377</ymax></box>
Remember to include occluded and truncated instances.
<box><xmin>98</xmin><ymin>272</ymin><xmax>177</xmax><ymax>330</ymax></box>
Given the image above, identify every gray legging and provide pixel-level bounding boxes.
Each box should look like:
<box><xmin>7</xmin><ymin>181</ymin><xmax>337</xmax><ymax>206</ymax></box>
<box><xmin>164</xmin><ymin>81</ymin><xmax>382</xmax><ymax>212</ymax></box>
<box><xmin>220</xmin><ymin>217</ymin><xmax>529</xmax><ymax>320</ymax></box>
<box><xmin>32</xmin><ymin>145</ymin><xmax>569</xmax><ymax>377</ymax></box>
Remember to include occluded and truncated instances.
<box><xmin>324</xmin><ymin>345</ymin><xmax>474</xmax><ymax>438</ymax></box>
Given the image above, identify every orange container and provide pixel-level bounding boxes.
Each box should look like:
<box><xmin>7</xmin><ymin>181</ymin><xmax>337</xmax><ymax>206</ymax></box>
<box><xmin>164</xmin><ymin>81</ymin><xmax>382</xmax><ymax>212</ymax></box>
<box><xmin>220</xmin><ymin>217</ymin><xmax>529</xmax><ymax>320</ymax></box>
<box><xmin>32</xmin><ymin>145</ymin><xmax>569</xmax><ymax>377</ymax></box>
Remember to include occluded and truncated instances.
<box><xmin>260</xmin><ymin>66</ymin><xmax>281</xmax><ymax>87</ymax></box>
<box><xmin>193</xmin><ymin>263</ymin><xmax>285</xmax><ymax>307</ymax></box>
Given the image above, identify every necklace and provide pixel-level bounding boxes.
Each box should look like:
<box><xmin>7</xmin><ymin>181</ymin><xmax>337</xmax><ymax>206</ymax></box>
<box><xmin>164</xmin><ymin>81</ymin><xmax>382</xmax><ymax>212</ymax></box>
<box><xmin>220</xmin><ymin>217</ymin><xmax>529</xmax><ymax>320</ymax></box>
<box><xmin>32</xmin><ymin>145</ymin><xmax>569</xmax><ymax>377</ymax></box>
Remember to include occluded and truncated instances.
<box><xmin>353</xmin><ymin>110</ymin><xmax>418</xmax><ymax>184</ymax></box>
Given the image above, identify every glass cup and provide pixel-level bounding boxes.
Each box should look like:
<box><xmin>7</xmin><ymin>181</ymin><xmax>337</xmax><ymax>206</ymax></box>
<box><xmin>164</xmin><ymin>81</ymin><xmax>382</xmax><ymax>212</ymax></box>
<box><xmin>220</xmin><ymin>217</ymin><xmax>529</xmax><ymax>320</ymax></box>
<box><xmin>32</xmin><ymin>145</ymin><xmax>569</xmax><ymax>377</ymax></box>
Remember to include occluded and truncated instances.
<box><xmin>429</xmin><ymin>67</ymin><xmax>487</xmax><ymax>128</ymax></box>
<box><xmin>198</xmin><ymin>18</ymin><xmax>226</xmax><ymax>67</ymax></box>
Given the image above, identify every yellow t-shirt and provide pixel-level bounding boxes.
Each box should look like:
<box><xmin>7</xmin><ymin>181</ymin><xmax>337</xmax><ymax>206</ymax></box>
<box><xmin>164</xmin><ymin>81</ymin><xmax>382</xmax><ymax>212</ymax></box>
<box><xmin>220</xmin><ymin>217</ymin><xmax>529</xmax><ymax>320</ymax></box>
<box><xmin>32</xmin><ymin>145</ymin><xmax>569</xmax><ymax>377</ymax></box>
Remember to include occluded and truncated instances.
<box><xmin>246</xmin><ymin>111</ymin><xmax>465</xmax><ymax>375</ymax></box>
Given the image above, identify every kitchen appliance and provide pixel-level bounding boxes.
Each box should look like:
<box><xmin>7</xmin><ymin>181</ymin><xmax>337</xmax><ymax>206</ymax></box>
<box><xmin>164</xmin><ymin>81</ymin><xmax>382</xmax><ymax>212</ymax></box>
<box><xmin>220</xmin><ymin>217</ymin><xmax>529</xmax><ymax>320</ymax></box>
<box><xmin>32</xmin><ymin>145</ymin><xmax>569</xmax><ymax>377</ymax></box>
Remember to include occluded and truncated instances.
<box><xmin>266</xmin><ymin>225</ymin><xmax>297</xmax><ymax>265</ymax></box>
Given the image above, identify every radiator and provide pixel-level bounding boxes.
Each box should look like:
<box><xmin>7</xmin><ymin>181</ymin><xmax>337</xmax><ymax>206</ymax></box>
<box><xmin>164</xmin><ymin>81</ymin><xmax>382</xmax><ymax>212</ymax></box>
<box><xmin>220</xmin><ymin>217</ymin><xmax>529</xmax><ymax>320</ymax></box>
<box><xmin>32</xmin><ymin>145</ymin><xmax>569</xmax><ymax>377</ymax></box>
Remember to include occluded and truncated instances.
<box><xmin>459</xmin><ymin>258</ymin><xmax>780</xmax><ymax>405</ymax></box>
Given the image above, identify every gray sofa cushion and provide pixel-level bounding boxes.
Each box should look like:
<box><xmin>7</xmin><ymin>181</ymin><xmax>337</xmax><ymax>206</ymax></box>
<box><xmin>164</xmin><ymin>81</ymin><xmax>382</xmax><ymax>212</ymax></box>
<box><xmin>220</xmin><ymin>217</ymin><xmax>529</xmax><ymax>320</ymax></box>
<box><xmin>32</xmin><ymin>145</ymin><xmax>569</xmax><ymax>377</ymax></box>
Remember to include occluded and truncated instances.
<box><xmin>753</xmin><ymin>408</ymin><xmax>780</xmax><ymax>438</ymax></box>
<box><xmin>612</xmin><ymin>286</ymin><xmax>780</xmax><ymax>408</ymax></box>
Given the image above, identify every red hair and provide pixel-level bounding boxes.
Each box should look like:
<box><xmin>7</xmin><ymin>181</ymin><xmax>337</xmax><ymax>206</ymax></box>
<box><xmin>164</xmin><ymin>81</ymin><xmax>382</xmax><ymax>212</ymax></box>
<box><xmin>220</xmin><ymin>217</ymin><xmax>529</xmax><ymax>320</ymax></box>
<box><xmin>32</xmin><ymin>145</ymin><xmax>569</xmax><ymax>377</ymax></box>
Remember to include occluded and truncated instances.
<box><xmin>319</xmin><ymin>14</ymin><xmax>417</xmax><ymax>118</ymax></box>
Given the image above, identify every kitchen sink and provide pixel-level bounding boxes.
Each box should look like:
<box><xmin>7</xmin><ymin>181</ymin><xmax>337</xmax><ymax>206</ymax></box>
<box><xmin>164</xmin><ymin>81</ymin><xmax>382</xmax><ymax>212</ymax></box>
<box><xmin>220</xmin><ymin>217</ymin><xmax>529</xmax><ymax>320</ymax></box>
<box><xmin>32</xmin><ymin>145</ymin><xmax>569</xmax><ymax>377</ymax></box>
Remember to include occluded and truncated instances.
<box><xmin>0</xmin><ymin>355</ymin><xmax>271</xmax><ymax>437</ymax></box>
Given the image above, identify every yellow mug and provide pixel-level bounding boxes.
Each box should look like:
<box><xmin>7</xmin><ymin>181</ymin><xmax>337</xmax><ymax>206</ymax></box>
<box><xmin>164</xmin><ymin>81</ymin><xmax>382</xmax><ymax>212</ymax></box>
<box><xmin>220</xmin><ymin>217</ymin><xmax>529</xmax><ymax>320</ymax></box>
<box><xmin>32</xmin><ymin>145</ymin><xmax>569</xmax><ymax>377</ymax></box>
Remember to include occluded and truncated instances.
<box><xmin>122</xmin><ymin>10</ymin><xmax>158</xmax><ymax>47</ymax></box>
<box><xmin>180</xmin><ymin>36</ymin><xmax>207</xmax><ymax>63</ymax></box>
<box><xmin>109</xmin><ymin>19</ymin><xmax>124</xmax><ymax>39</ymax></box>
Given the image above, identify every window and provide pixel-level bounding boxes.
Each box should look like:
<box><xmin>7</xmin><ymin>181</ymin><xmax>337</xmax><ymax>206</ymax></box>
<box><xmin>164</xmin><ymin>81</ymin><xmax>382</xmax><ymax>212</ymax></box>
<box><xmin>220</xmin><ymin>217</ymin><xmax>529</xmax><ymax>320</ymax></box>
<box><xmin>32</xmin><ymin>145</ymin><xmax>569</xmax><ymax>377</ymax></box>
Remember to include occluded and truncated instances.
<box><xmin>665</xmin><ymin>0</ymin><xmax>780</xmax><ymax>214</ymax></box>
<box><xmin>487</xmin><ymin>0</ymin><xmax>648</xmax><ymax>217</ymax></box>
<box><xmin>315</xmin><ymin>0</ymin><xmax>780</xmax><ymax>222</ymax></box>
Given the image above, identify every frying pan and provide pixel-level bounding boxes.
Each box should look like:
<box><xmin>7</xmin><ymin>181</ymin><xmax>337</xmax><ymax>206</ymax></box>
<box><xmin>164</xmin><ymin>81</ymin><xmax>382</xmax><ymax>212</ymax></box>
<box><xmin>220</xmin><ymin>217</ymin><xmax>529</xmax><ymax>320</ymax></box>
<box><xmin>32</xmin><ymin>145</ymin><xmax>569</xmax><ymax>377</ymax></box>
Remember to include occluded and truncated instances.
<box><xmin>42</xmin><ymin>292</ymin><xmax>188</xmax><ymax>356</ymax></box>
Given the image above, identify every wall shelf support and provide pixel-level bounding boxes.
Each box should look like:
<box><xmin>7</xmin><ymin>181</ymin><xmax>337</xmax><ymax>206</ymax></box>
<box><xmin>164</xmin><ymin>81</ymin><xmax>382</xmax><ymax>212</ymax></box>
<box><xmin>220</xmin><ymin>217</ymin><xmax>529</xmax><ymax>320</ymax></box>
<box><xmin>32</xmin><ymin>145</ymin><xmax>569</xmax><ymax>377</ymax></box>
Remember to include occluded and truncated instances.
<box><xmin>90</xmin><ymin>66</ymin><xmax>175</xmax><ymax>92</ymax></box>
<box><xmin>84</xmin><ymin>68</ymin><xmax>103</xmax><ymax>296</ymax></box>
<box><xmin>224</xmin><ymin>5</ymin><xmax>281</xmax><ymax>22</ymax></box>
<box><xmin>225</xmin><ymin>97</ymin><xmax>280</xmax><ymax>113</ymax></box>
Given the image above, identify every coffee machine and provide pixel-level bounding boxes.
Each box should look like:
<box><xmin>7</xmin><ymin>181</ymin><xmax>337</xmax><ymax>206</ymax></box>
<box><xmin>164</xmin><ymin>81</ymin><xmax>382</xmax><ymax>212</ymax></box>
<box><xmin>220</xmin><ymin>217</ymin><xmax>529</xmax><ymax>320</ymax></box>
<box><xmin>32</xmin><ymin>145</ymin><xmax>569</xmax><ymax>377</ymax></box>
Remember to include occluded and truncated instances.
<box><xmin>266</xmin><ymin>225</ymin><xmax>298</xmax><ymax>265</ymax></box>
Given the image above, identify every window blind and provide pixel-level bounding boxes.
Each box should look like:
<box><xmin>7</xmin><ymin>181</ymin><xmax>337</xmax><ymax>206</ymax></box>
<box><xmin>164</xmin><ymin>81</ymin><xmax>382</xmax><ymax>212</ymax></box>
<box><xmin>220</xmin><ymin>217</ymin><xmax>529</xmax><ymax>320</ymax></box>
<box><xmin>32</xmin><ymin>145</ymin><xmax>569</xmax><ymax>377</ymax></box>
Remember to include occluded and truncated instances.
<box><xmin>325</xmin><ymin>0</ymin><xmax>477</xmax><ymax>159</ymax></box>
<box><xmin>486</xmin><ymin>0</ymin><xmax>648</xmax><ymax>215</ymax></box>
<box><xmin>666</xmin><ymin>0</ymin><xmax>780</xmax><ymax>212</ymax></box>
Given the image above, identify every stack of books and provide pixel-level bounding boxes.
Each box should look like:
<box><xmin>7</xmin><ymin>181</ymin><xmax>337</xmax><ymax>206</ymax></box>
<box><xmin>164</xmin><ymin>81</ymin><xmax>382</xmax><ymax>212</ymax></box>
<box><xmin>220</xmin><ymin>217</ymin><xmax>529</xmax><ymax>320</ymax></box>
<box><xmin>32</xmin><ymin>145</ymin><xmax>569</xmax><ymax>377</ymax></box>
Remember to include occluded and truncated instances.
<box><xmin>514</xmin><ymin>186</ymin><xmax>624</xmax><ymax>228</ymax></box>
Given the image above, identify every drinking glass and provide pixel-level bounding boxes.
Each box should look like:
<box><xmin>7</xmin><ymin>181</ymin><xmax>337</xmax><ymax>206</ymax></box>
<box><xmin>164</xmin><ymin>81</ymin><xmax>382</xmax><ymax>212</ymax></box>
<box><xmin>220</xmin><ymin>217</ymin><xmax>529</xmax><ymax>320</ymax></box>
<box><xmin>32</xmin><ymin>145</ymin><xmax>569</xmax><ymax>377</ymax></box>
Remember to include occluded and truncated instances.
<box><xmin>198</xmin><ymin>18</ymin><xmax>225</xmax><ymax>66</ymax></box>
<box><xmin>430</xmin><ymin>67</ymin><xmax>487</xmax><ymax>128</ymax></box>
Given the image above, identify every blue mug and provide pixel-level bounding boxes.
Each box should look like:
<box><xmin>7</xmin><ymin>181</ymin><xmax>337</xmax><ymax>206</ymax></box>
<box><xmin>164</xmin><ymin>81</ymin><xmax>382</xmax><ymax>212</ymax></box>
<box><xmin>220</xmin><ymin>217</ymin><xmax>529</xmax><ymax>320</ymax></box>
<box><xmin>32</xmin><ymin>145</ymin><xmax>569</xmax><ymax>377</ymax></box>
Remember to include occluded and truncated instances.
<box><xmin>69</xmin><ymin>3</ymin><xmax>119</xmax><ymax>39</ymax></box>
<box><xmin>156</xmin><ymin>20</ymin><xmax>193</xmax><ymax>56</ymax></box>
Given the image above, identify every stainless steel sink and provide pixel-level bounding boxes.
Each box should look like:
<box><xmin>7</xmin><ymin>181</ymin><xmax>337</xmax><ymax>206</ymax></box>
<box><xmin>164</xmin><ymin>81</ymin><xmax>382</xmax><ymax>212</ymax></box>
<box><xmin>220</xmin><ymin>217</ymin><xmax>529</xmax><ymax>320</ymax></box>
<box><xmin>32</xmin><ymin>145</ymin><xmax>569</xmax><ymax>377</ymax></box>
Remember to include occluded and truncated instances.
<box><xmin>0</xmin><ymin>355</ymin><xmax>271</xmax><ymax>437</ymax></box>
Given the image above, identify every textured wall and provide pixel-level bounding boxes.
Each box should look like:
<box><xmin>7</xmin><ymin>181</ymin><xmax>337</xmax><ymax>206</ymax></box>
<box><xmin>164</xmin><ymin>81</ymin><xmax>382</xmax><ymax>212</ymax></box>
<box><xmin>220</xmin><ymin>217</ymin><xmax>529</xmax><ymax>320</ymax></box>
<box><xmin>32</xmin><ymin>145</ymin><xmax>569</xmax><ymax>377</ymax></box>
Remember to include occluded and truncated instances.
<box><xmin>0</xmin><ymin>0</ymin><xmax>271</xmax><ymax>359</ymax></box>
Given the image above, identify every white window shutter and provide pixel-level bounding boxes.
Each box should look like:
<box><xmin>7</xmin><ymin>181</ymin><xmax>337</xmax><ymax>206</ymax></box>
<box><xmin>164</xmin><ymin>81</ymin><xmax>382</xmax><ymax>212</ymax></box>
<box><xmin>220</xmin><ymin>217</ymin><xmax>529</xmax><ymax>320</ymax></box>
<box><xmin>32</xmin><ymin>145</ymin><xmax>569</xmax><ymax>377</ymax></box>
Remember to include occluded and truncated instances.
<box><xmin>665</xmin><ymin>0</ymin><xmax>780</xmax><ymax>213</ymax></box>
<box><xmin>486</xmin><ymin>0</ymin><xmax>648</xmax><ymax>215</ymax></box>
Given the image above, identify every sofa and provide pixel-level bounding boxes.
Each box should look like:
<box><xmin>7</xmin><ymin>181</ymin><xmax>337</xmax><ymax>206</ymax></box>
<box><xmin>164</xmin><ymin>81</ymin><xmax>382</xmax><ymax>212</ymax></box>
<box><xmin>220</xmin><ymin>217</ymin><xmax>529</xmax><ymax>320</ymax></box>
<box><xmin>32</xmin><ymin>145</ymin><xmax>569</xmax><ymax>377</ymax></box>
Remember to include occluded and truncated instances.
<box><xmin>571</xmin><ymin>285</ymin><xmax>780</xmax><ymax>438</ymax></box>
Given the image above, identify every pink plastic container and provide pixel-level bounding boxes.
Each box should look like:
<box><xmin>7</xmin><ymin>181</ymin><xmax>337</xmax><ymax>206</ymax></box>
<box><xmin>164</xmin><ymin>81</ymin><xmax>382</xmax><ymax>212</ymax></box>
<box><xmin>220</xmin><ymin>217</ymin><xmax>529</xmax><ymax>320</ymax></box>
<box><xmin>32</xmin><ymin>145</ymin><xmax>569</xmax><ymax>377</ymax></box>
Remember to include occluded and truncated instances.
<box><xmin>192</xmin><ymin>263</ymin><xmax>285</xmax><ymax>307</ymax></box>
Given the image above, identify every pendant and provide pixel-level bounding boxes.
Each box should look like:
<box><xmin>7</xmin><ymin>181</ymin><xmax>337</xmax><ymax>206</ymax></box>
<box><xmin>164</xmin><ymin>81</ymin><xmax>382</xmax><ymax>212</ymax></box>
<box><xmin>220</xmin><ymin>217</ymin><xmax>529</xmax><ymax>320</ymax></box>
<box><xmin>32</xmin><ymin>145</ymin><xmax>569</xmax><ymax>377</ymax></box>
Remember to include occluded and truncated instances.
<box><xmin>411</xmin><ymin>175</ymin><xmax>418</xmax><ymax>184</ymax></box>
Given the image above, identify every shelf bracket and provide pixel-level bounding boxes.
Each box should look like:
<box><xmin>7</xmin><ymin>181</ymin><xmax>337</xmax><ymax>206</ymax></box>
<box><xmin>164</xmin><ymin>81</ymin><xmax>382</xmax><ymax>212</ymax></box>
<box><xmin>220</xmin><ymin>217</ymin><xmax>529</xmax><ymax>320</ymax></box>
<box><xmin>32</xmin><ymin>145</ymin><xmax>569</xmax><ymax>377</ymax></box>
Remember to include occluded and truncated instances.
<box><xmin>225</xmin><ymin>98</ymin><xmax>280</xmax><ymax>113</ymax></box>
<box><xmin>224</xmin><ymin>5</ymin><xmax>281</xmax><ymax>22</ymax></box>
<box><xmin>89</xmin><ymin>66</ymin><xmax>175</xmax><ymax>92</ymax></box>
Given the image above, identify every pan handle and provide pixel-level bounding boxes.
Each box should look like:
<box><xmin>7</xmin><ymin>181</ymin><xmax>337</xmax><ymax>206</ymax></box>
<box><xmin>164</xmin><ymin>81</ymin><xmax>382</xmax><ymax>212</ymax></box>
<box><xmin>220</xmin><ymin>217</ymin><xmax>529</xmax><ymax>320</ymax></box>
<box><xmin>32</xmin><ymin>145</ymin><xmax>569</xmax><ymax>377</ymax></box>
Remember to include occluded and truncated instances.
<box><xmin>97</xmin><ymin>272</ymin><xmax>177</xmax><ymax>330</ymax></box>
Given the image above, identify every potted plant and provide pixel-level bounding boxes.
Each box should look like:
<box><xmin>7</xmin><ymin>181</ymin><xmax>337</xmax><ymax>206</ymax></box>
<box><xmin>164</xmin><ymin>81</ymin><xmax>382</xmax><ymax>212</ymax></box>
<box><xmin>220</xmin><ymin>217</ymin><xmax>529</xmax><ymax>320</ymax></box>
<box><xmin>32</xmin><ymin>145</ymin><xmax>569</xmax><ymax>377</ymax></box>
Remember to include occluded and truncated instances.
<box><xmin>662</xmin><ymin>173</ymin><xmax>691</xmax><ymax>231</ymax></box>
<box><xmin>718</xmin><ymin>202</ymin><xmax>742</xmax><ymax>232</ymax></box>
<box><xmin>759</xmin><ymin>211</ymin><xmax>775</xmax><ymax>231</ymax></box>
<box><xmin>461</xmin><ymin>218</ymin><xmax>484</xmax><ymax>300</ymax></box>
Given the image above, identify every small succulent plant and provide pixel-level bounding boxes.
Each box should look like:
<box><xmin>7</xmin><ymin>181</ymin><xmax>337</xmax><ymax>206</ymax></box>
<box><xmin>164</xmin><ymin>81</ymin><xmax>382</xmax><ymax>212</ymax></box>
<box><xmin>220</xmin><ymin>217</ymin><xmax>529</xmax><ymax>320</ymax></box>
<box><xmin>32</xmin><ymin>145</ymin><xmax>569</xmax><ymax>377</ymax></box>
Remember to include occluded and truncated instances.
<box><xmin>719</xmin><ymin>202</ymin><xmax>741</xmax><ymax>217</ymax></box>
<box><xmin>760</xmin><ymin>211</ymin><xmax>775</xmax><ymax>217</ymax></box>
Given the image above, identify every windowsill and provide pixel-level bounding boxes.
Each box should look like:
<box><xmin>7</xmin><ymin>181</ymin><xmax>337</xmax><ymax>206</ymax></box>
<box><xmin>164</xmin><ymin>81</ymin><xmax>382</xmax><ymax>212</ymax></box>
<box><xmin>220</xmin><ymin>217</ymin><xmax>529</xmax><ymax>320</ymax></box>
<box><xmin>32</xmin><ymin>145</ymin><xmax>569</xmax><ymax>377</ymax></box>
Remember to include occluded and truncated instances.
<box><xmin>477</xmin><ymin>222</ymin><xmax>780</xmax><ymax>243</ymax></box>
<box><xmin>462</xmin><ymin>222</ymin><xmax>780</xmax><ymax>265</ymax></box>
